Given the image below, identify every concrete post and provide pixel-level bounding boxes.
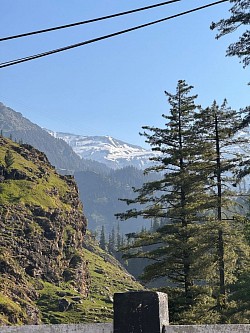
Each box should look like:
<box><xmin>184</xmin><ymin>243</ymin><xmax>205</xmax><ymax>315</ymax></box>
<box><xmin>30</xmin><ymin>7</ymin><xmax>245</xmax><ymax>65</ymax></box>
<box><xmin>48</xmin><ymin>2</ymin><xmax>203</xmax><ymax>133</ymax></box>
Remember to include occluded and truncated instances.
<box><xmin>113</xmin><ymin>291</ymin><xmax>169</xmax><ymax>333</ymax></box>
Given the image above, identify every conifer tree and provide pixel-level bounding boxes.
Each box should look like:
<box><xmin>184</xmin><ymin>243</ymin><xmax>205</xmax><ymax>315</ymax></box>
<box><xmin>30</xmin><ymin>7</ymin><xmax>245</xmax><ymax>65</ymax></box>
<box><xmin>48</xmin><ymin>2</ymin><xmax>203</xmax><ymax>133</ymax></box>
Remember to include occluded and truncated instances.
<box><xmin>108</xmin><ymin>227</ymin><xmax>116</xmax><ymax>254</ymax></box>
<box><xmin>4</xmin><ymin>149</ymin><xmax>14</xmax><ymax>170</ymax></box>
<box><xmin>99</xmin><ymin>225</ymin><xmax>106</xmax><ymax>251</ymax></box>
<box><xmin>211</xmin><ymin>0</ymin><xmax>250</xmax><ymax>67</ymax></box>
<box><xmin>116</xmin><ymin>222</ymin><xmax>122</xmax><ymax>250</ymax></box>
<box><xmin>194</xmin><ymin>100</ymin><xmax>250</xmax><ymax>314</ymax></box>
<box><xmin>117</xmin><ymin>80</ymin><xmax>214</xmax><ymax>317</ymax></box>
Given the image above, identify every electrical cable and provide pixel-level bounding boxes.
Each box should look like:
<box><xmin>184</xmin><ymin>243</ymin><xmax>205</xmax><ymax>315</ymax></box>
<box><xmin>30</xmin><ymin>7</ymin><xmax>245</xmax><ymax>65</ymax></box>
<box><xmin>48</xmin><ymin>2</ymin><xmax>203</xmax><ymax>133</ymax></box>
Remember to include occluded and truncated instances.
<box><xmin>0</xmin><ymin>0</ymin><xmax>180</xmax><ymax>42</ymax></box>
<box><xmin>0</xmin><ymin>0</ymin><xmax>229</xmax><ymax>69</ymax></box>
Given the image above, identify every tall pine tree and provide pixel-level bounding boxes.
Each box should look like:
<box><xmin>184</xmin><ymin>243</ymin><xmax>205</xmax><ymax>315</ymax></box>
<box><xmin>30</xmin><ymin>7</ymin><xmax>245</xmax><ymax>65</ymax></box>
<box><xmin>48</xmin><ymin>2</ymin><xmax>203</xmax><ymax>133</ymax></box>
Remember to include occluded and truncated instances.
<box><xmin>99</xmin><ymin>225</ymin><xmax>107</xmax><ymax>251</ymax></box>
<box><xmin>118</xmin><ymin>80</ymin><xmax>215</xmax><ymax>320</ymax></box>
<box><xmin>195</xmin><ymin>100</ymin><xmax>250</xmax><ymax>316</ymax></box>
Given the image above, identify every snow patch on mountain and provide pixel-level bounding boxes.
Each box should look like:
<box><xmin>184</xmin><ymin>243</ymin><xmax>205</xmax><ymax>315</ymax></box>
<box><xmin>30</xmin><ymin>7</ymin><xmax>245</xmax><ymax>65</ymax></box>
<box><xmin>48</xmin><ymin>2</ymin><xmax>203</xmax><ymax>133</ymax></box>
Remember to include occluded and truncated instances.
<box><xmin>46</xmin><ymin>131</ymin><xmax>157</xmax><ymax>169</ymax></box>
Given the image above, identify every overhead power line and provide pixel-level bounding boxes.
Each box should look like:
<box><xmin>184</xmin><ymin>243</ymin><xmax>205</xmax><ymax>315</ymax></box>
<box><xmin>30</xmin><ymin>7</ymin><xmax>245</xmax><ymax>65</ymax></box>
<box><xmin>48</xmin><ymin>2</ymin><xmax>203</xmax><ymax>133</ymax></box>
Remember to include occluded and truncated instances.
<box><xmin>0</xmin><ymin>0</ymin><xmax>180</xmax><ymax>42</ymax></box>
<box><xmin>0</xmin><ymin>0</ymin><xmax>229</xmax><ymax>69</ymax></box>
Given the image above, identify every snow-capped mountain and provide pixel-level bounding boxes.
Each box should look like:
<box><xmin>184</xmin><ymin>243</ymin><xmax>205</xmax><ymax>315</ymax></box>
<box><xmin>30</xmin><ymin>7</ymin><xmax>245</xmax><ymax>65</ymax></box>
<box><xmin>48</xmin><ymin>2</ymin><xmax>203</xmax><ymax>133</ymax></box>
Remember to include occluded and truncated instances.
<box><xmin>46</xmin><ymin>127</ymin><xmax>250</xmax><ymax>171</ymax></box>
<box><xmin>46</xmin><ymin>131</ymin><xmax>157</xmax><ymax>169</ymax></box>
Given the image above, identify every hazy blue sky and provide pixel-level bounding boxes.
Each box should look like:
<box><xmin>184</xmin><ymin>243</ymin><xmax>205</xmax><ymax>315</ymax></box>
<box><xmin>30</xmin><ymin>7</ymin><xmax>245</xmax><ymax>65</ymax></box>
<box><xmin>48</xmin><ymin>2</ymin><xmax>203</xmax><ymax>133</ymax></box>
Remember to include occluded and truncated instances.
<box><xmin>0</xmin><ymin>0</ymin><xmax>249</xmax><ymax>148</ymax></box>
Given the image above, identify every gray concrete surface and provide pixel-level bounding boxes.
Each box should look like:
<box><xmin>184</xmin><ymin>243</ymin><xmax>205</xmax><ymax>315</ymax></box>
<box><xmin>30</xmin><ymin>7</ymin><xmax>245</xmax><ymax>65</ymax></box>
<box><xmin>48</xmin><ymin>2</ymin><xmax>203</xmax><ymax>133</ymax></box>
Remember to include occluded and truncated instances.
<box><xmin>165</xmin><ymin>325</ymin><xmax>250</xmax><ymax>333</ymax></box>
<box><xmin>0</xmin><ymin>323</ymin><xmax>113</xmax><ymax>333</ymax></box>
<box><xmin>1</xmin><ymin>324</ymin><xmax>250</xmax><ymax>333</ymax></box>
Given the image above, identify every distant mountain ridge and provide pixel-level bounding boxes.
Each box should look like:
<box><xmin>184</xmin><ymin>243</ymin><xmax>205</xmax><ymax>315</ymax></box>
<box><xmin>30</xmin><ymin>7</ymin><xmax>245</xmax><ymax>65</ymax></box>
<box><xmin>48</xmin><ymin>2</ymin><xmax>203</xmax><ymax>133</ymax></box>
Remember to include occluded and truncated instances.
<box><xmin>0</xmin><ymin>102</ymin><xmax>156</xmax><ymax>234</ymax></box>
<box><xmin>0</xmin><ymin>102</ymin><xmax>156</xmax><ymax>171</ymax></box>
<box><xmin>0</xmin><ymin>103</ymin><xmax>109</xmax><ymax>174</ymax></box>
<box><xmin>46</xmin><ymin>131</ymin><xmax>157</xmax><ymax>170</ymax></box>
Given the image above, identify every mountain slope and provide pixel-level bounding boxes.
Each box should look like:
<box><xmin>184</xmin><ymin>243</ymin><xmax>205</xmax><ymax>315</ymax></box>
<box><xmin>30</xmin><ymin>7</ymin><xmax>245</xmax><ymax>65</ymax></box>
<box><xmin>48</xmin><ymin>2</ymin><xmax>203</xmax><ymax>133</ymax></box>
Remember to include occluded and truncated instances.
<box><xmin>0</xmin><ymin>102</ymin><xmax>109</xmax><ymax>174</ymax></box>
<box><xmin>47</xmin><ymin>131</ymin><xmax>157</xmax><ymax>170</ymax></box>
<box><xmin>74</xmin><ymin>166</ymin><xmax>156</xmax><ymax>234</ymax></box>
<box><xmin>0</xmin><ymin>136</ymin><xmax>89</xmax><ymax>324</ymax></box>
<box><xmin>0</xmin><ymin>137</ymin><xmax>142</xmax><ymax>325</ymax></box>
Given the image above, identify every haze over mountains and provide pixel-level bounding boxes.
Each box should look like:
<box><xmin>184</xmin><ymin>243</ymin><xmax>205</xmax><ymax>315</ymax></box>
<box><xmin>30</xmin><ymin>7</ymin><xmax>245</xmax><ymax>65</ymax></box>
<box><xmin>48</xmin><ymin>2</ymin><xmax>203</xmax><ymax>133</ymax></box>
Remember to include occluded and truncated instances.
<box><xmin>0</xmin><ymin>102</ymin><xmax>109</xmax><ymax>174</ymax></box>
<box><xmin>0</xmin><ymin>102</ymin><xmax>156</xmax><ymax>172</ymax></box>
<box><xmin>0</xmin><ymin>102</ymin><xmax>154</xmax><ymax>234</ymax></box>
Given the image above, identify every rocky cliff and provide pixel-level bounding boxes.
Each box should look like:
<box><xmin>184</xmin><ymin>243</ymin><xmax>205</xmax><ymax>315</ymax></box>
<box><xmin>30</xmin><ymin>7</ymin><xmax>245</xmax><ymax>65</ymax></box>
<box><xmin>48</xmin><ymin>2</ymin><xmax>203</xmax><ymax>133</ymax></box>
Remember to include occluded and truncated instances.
<box><xmin>0</xmin><ymin>137</ymin><xmax>142</xmax><ymax>325</ymax></box>
<box><xmin>0</xmin><ymin>136</ymin><xmax>89</xmax><ymax>324</ymax></box>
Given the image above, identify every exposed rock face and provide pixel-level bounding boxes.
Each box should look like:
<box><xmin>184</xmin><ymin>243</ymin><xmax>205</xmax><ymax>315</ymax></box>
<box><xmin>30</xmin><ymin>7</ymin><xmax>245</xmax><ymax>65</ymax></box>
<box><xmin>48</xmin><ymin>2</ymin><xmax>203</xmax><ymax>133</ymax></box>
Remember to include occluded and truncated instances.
<box><xmin>0</xmin><ymin>137</ymin><xmax>89</xmax><ymax>325</ymax></box>
<box><xmin>0</xmin><ymin>203</ymin><xmax>89</xmax><ymax>291</ymax></box>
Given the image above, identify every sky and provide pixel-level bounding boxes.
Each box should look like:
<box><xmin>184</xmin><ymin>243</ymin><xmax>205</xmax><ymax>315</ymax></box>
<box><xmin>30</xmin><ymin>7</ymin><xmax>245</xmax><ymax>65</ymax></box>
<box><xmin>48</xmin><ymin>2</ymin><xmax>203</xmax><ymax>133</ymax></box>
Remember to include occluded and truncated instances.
<box><xmin>0</xmin><ymin>0</ymin><xmax>249</xmax><ymax>148</ymax></box>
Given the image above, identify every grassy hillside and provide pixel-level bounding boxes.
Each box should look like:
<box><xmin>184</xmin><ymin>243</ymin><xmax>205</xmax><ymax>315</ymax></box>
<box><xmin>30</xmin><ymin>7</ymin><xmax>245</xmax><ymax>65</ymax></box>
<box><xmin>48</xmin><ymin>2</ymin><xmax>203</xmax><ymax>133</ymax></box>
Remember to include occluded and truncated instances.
<box><xmin>0</xmin><ymin>143</ymin><xmax>71</xmax><ymax>210</ymax></box>
<box><xmin>37</xmin><ymin>232</ymin><xmax>143</xmax><ymax>324</ymax></box>
<box><xmin>0</xmin><ymin>137</ymin><xmax>143</xmax><ymax>325</ymax></box>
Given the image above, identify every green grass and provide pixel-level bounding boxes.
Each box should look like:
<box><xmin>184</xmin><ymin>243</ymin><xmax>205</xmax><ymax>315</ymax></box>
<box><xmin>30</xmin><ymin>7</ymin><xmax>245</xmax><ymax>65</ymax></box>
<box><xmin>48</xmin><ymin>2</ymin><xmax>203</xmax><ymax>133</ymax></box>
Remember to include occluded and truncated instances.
<box><xmin>36</xmin><ymin>280</ymin><xmax>114</xmax><ymax>324</ymax></box>
<box><xmin>0</xmin><ymin>141</ymin><xmax>39</xmax><ymax>175</ymax></box>
<box><xmin>0</xmin><ymin>292</ymin><xmax>32</xmax><ymax>325</ymax></box>
<box><xmin>0</xmin><ymin>179</ymin><xmax>70</xmax><ymax>210</ymax></box>
<box><xmin>36</xmin><ymin>236</ymin><xmax>143</xmax><ymax>324</ymax></box>
<box><xmin>0</xmin><ymin>140</ymin><xmax>73</xmax><ymax>211</ymax></box>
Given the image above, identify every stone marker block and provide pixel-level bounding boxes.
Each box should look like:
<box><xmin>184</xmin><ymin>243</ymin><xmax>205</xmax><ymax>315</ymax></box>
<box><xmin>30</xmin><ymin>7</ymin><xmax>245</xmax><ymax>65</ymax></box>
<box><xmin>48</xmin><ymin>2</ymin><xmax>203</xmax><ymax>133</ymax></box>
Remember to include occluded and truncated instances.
<box><xmin>113</xmin><ymin>291</ymin><xmax>169</xmax><ymax>333</ymax></box>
